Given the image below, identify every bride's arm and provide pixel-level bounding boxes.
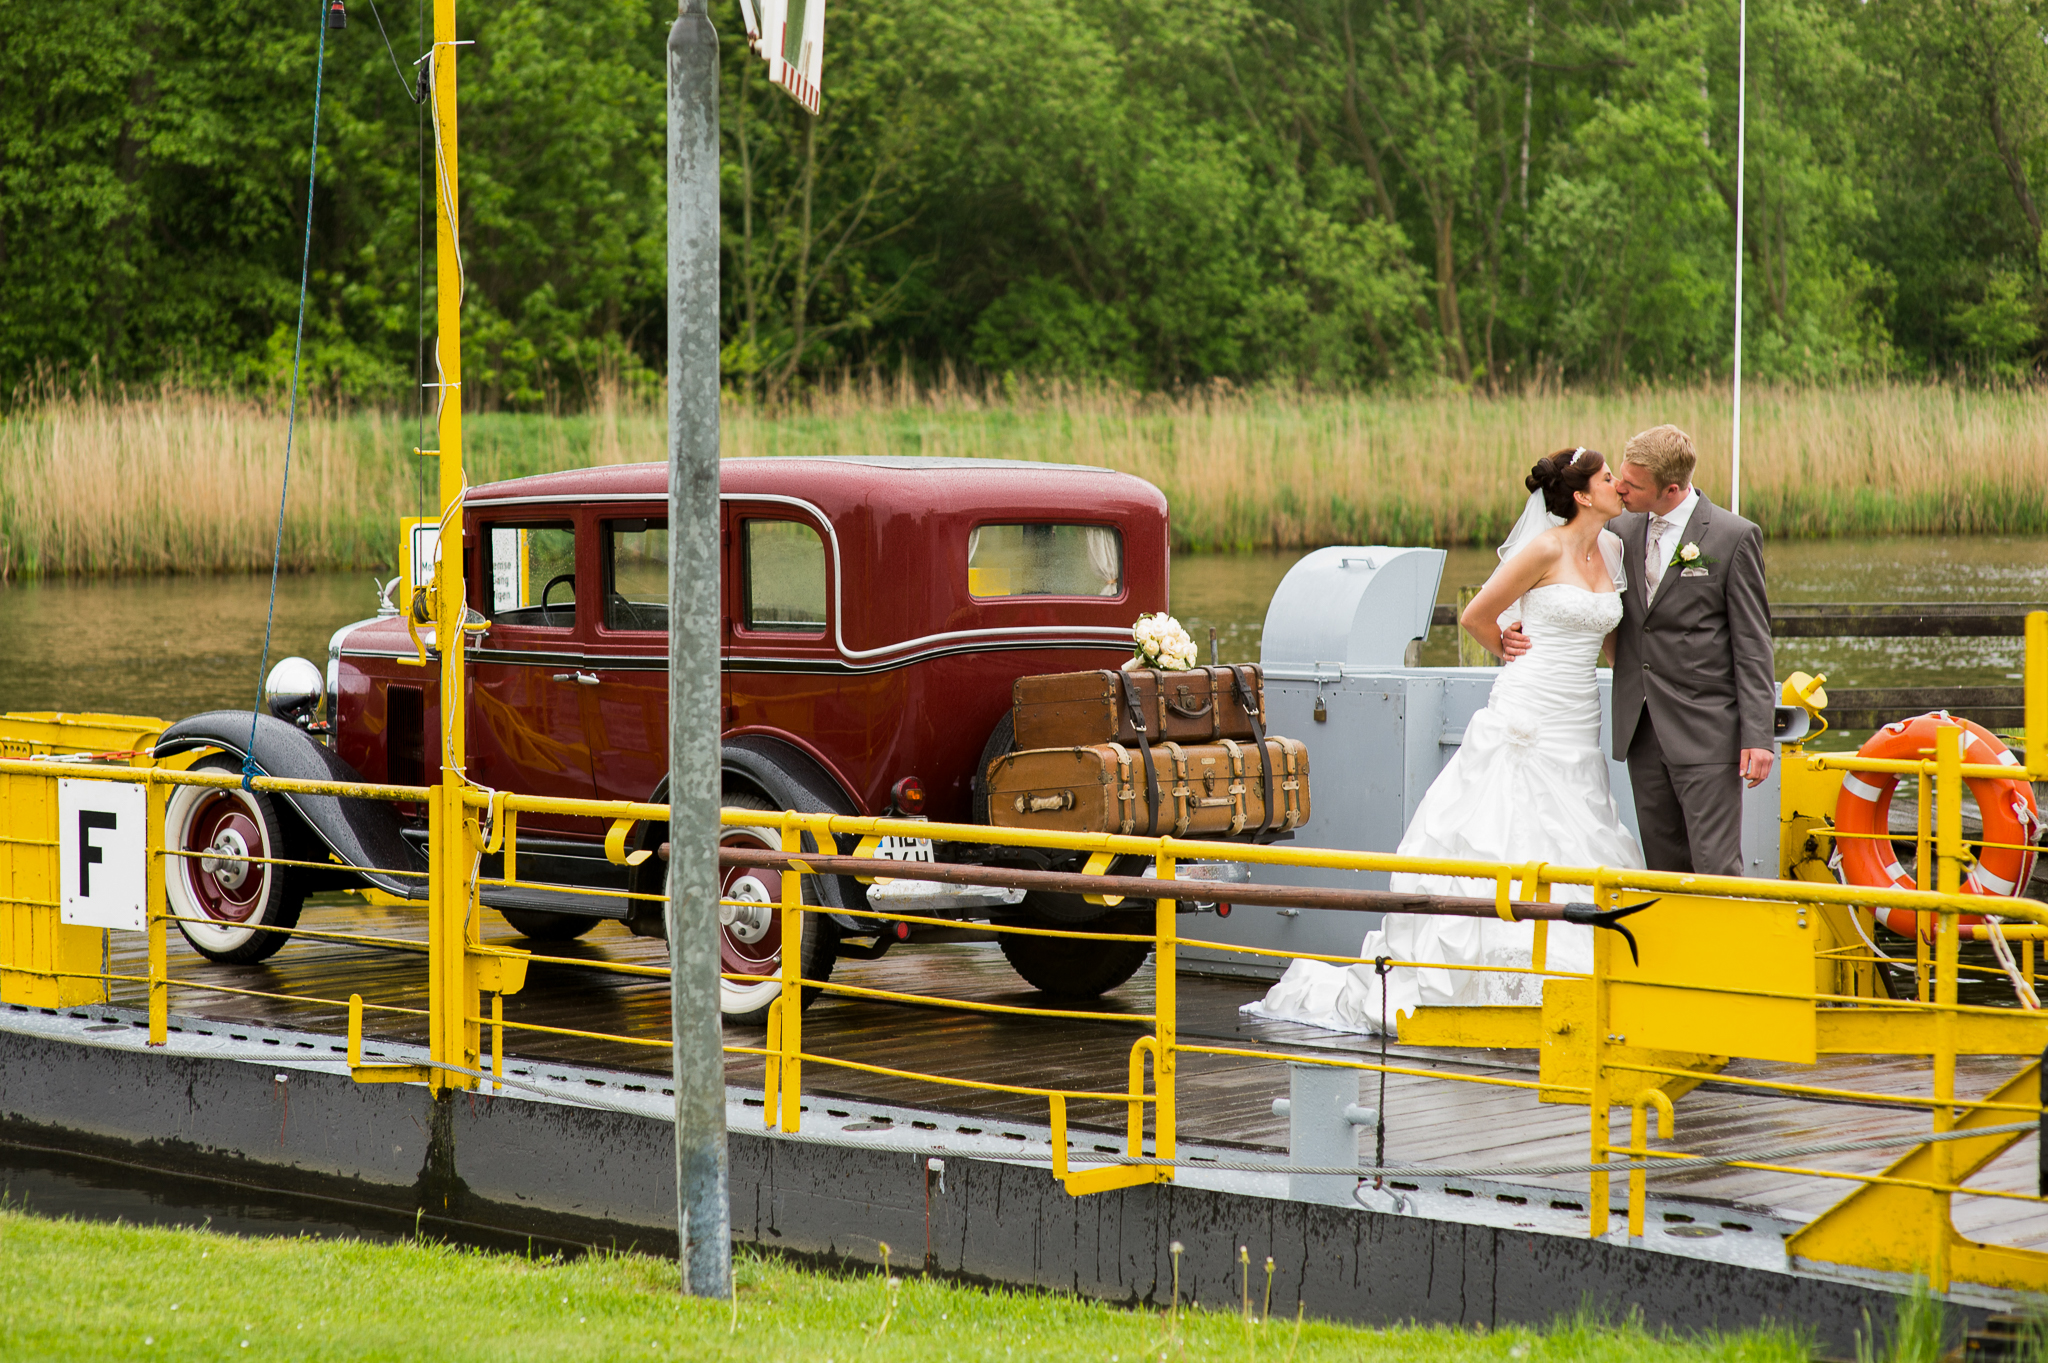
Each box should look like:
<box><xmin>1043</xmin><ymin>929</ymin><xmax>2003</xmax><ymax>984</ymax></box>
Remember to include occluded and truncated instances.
<box><xmin>1459</xmin><ymin>537</ymin><xmax>1558</xmax><ymax>660</ymax></box>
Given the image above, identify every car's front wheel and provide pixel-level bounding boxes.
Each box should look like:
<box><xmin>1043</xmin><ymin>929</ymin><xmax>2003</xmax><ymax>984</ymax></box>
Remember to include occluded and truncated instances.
<box><xmin>164</xmin><ymin>755</ymin><xmax>306</xmax><ymax>965</ymax></box>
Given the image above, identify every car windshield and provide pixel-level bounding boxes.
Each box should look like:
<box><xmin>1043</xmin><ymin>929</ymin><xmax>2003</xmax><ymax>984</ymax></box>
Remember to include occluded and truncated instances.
<box><xmin>606</xmin><ymin>520</ymin><xmax>669</xmax><ymax>631</ymax></box>
<box><xmin>487</xmin><ymin>523</ymin><xmax>577</xmax><ymax>628</ymax></box>
<box><xmin>968</xmin><ymin>524</ymin><xmax>1121</xmax><ymax>598</ymax></box>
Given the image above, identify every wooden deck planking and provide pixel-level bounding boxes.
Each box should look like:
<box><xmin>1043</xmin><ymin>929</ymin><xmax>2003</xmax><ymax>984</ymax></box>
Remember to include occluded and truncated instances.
<box><xmin>88</xmin><ymin>897</ymin><xmax>2048</xmax><ymax>1244</ymax></box>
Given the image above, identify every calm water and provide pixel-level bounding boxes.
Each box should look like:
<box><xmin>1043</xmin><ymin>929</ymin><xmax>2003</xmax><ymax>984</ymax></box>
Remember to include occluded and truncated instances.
<box><xmin>1</xmin><ymin>536</ymin><xmax>2044</xmax><ymax>719</ymax></box>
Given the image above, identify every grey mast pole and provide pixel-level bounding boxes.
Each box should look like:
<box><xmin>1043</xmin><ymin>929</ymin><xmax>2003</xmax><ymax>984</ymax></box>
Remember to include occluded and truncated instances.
<box><xmin>666</xmin><ymin>0</ymin><xmax>731</xmax><ymax>1300</ymax></box>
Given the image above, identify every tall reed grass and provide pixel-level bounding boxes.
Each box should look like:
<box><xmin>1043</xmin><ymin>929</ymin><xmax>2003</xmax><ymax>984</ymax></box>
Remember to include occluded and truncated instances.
<box><xmin>2</xmin><ymin>380</ymin><xmax>2043</xmax><ymax>576</ymax></box>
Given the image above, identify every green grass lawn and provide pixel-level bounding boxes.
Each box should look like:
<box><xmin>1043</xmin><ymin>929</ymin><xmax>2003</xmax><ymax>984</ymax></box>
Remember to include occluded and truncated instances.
<box><xmin>0</xmin><ymin>1207</ymin><xmax>1832</xmax><ymax>1363</ymax></box>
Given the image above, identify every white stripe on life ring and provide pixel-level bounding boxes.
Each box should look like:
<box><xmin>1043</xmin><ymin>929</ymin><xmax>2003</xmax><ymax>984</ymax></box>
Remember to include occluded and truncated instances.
<box><xmin>1971</xmin><ymin>865</ymin><xmax>2017</xmax><ymax>894</ymax></box>
<box><xmin>1842</xmin><ymin>773</ymin><xmax>1887</xmax><ymax>803</ymax></box>
<box><xmin>1995</xmin><ymin>748</ymin><xmax>2020</xmax><ymax>766</ymax></box>
<box><xmin>1883</xmin><ymin>861</ymin><xmax>1910</xmax><ymax>884</ymax></box>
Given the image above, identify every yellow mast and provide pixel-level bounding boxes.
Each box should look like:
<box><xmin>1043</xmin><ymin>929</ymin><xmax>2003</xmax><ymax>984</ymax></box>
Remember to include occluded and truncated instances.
<box><xmin>429</xmin><ymin>0</ymin><xmax>477</xmax><ymax>1092</ymax></box>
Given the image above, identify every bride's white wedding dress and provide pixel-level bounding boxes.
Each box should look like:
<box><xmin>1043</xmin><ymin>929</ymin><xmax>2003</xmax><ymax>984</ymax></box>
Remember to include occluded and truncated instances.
<box><xmin>1245</xmin><ymin>573</ymin><xmax>1646</xmax><ymax>1036</ymax></box>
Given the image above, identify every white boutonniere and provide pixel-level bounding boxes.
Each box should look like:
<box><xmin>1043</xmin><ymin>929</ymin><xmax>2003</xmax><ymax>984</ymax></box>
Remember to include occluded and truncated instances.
<box><xmin>1668</xmin><ymin>541</ymin><xmax>1716</xmax><ymax>569</ymax></box>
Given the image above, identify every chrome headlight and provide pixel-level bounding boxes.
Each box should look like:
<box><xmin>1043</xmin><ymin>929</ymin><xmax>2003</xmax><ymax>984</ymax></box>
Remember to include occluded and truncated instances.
<box><xmin>264</xmin><ymin>657</ymin><xmax>325</xmax><ymax>727</ymax></box>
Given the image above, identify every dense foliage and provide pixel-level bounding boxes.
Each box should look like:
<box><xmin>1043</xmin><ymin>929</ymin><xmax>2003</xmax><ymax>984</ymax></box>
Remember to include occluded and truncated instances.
<box><xmin>2</xmin><ymin>0</ymin><xmax>2044</xmax><ymax>404</ymax></box>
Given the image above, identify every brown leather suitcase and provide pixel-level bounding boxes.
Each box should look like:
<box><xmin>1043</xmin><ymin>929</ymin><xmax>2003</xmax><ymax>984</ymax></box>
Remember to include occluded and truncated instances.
<box><xmin>986</xmin><ymin>736</ymin><xmax>1310</xmax><ymax>839</ymax></box>
<box><xmin>1012</xmin><ymin>665</ymin><xmax>1266</xmax><ymax>749</ymax></box>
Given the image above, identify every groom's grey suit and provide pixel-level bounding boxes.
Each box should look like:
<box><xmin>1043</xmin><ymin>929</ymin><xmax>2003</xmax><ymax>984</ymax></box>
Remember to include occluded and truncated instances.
<box><xmin>1610</xmin><ymin>494</ymin><xmax>1775</xmax><ymax>875</ymax></box>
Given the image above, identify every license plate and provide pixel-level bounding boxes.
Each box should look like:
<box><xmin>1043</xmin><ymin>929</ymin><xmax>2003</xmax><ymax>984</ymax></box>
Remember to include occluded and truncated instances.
<box><xmin>871</xmin><ymin>834</ymin><xmax>935</xmax><ymax>863</ymax></box>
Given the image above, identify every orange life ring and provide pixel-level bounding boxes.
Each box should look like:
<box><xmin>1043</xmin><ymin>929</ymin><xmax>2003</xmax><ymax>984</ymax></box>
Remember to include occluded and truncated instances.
<box><xmin>1833</xmin><ymin>712</ymin><xmax>2039</xmax><ymax>941</ymax></box>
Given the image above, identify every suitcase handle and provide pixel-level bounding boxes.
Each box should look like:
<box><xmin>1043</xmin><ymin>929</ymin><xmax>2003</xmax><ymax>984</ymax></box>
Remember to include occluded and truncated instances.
<box><xmin>1164</xmin><ymin>685</ymin><xmax>1213</xmax><ymax>720</ymax></box>
<box><xmin>1120</xmin><ymin>669</ymin><xmax>1162</xmax><ymax>837</ymax></box>
<box><xmin>1014</xmin><ymin>792</ymin><xmax>1076</xmax><ymax>815</ymax></box>
<box><xmin>1231</xmin><ymin>665</ymin><xmax>1275</xmax><ymax>840</ymax></box>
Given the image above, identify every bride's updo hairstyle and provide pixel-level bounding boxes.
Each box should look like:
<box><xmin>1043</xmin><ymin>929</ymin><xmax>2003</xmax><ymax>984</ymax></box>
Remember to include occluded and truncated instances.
<box><xmin>1526</xmin><ymin>447</ymin><xmax>1606</xmax><ymax>521</ymax></box>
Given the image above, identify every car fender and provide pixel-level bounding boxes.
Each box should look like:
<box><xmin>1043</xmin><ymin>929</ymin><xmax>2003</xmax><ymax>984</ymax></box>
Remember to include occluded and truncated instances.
<box><xmin>153</xmin><ymin>710</ymin><xmax>425</xmax><ymax>900</ymax></box>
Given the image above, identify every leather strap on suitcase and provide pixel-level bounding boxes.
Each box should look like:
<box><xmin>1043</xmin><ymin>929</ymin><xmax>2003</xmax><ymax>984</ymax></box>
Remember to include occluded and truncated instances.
<box><xmin>1231</xmin><ymin>664</ymin><xmax>1274</xmax><ymax>839</ymax></box>
<box><xmin>1119</xmin><ymin>668</ymin><xmax>1161</xmax><ymax>836</ymax></box>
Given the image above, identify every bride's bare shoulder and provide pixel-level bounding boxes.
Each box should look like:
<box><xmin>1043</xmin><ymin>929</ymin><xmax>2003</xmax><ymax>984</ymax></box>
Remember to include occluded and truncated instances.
<box><xmin>1507</xmin><ymin>527</ymin><xmax>1566</xmax><ymax>565</ymax></box>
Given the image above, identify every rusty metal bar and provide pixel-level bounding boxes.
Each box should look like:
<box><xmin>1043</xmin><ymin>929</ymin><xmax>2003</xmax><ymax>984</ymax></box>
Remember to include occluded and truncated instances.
<box><xmin>718</xmin><ymin>848</ymin><xmax>1632</xmax><ymax>923</ymax></box>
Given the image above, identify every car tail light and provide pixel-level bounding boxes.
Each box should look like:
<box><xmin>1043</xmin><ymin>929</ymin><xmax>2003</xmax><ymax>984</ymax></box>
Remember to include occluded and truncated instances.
<box><xmin>890</xmin><ymin>776</ymin><xmax>926</xmax><ymax>816</ymax></box>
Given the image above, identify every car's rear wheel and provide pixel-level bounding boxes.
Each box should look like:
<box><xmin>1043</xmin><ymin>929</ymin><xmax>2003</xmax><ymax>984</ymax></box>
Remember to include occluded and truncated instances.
<box><xmin>165</xmin><ymin>755</ymin><xmax>306</xmax><ymax>965</ymax></box>
<box><xmin>718</xmin><ymin>793</ymin><xmax>836</xmax><ymax>1024</ymax></box>
<box><xmin>999</xmin><ymin>914</ymin><xmax>1152</xmax><ymax>997</ymax></box>
<box><xmin>499</xmin><ymin>908</ymin><xmax>600</xmax><ymax>942</ymax></box>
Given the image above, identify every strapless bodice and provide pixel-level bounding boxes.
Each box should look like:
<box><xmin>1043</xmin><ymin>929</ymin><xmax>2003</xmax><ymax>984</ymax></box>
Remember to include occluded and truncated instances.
<box><xmin>1520</xmin><ymin>582</ymin><xmax>1623</xmax><ymax>638</ymax></box>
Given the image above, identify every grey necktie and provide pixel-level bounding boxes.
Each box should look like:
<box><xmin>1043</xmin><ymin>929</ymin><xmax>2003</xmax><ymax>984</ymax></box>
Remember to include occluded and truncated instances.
<box><xmin>1645</xmin><ymin>516</ymin><xmax>1674</xmax><ymax>601</ymax></box>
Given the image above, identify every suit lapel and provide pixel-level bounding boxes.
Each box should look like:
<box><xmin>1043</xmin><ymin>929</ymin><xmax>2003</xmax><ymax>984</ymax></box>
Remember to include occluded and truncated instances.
<box><xmin>1645</xmin><ymin>494</ymin><xmax>1712</xmax><ymax>622</ymax></box>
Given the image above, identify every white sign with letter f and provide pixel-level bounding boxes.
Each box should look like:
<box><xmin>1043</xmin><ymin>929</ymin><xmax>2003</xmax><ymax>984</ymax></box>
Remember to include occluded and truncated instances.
<box><xmin>59</xmin><ymin>779</ymin><xmax>147</xmax><ymax>932</ymax></box>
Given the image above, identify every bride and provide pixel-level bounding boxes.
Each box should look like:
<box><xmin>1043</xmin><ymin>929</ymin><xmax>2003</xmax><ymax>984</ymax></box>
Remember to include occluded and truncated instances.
<box><xmin>1247</xmin><ymin>447</ymin><xmax>1647</xmax><ymax>1036</ymax></box>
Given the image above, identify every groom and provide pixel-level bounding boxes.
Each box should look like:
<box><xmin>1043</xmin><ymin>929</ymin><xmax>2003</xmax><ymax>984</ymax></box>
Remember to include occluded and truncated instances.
<box><xmin>1509</xmin><ymin>425</ymin><xmax>1776</xmax><ymax>875</ymax></box>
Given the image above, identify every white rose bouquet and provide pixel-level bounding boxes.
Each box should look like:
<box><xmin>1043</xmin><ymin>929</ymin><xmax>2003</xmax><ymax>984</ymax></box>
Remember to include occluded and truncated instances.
<box><xmin>1127</xmin><ymin>612</ymin><xmax>1197</xmax><ymax>671</ymax></box>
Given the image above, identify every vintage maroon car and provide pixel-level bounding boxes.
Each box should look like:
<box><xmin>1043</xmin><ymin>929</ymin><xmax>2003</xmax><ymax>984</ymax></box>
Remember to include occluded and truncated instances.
<box><xmin>153</xmin><ymin>456</ymin><xmax>1176</xmax><ymax>1016</ymax></box>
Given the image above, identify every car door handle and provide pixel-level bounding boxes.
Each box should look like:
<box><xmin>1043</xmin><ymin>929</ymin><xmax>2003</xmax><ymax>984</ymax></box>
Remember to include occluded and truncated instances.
<box><xmin>552</xmin><ymin>671</ymin><xmax>601</xmax><ymax>686</ymax></box>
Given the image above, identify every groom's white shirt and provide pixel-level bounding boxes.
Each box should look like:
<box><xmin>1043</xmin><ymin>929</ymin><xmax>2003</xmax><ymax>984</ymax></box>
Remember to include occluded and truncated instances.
<box><xmin>1643</xmin><ymin>485</ymin><xmax>1699</xmax><ymax>604</ymax></box>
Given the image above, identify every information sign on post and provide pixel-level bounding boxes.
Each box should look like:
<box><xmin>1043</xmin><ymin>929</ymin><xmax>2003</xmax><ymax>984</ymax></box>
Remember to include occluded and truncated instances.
<box><xmin>58</xmin><ymin>779</ymin><xmax>147</xmax><ymax>932</ymax></box>
<box><xmin>736</xmin><ymin>0</ymin><xmax>824</xmax><ymax>112</ymax></box>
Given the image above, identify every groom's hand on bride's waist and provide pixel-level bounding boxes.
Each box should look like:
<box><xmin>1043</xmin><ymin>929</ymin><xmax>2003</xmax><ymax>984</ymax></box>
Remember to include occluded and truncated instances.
<box><xmin>1500</xmin><ymin>623</ymin><xmax>1530</xmax><ymax>660</ymax></box>
<box><xmin>1740</xmin><ymin>747</ymin><xmax>1775</xmax><ymax>787</ymax></box>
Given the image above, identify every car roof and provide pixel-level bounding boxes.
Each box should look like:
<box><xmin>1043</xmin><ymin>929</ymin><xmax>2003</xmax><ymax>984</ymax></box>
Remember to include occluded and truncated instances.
<box><xmin>465</xmin><ymin>456</ymin><xmax>1161</xmax><ymax>517</ymax></box>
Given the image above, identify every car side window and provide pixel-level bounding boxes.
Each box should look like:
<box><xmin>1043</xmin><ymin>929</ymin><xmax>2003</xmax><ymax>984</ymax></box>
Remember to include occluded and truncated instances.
<box><xmin>487</xmin><ymin>523</ymin><xmax>578</xmax><ymax>629</ymax></box>
<box><xmin>742</xmin><ymin>519</ymin><xmax>827</xmax><ymax>633</ymax></box>
<box><xmin>968</xmin><ymin>523</ymin><xmax>1123</xmax><ymax>598</ymax></box>
<box><xmin>605</xmin><ymin>519</ymin><xmax>669</xmax><ymax>632</ymax></box>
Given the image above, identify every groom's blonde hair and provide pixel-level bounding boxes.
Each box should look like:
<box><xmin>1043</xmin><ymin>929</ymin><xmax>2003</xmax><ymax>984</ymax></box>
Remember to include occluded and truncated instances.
<box><xmin>1623</xmin><ymin>425</ymin><xmax>1697</xmax><ymax>491</ymax></box>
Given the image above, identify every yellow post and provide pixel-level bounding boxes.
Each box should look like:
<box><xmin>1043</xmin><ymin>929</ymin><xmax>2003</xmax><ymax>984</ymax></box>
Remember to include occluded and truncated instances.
<box><xmin>146</xmin><ymin>777</ymin><xmax>168</xmax><ymax>1045</ymax></box>
<box><xmin>763</xmin><ymin>996</ymin><xmax>782</xmax><ymax>1127</ymax></box>
<box><xmin>425</xmin><ymin>0</ymin><xmax>477</xmax><ymax>1095</ymax></box>
<box><xmin>1588</xmin><ymin>871</ymin><xmax>1614</xmax><ymax>1239</ymax></box>
<box><xmin>2026</xmin><ymin>611</ymin><xmax>2046</xmax><ymax>779</ymax></box>
<box><xmin>1930</xmin><ymin>723</ymin><xmax>1964</xmax><ymax>1292</ymax></box>
<box><xmin>1153</xmin><ymin>846</ymin><xmax>1177</xmax><ymax>1167</ymax></box>
<box><xmin>1522</xmin><ymin>861</ymin><xmax>1550</xmax><ymax>975</ymax></box>
<box><xmin>489</xmin><ymin>992</ymin><xmax>503</xmax><ymax>1090</ymax></box>
<box><xmin>1627</xmin><ymin>1090</ymin><xmax>1674</xmax><ymax>1239</ymax></box>
<box><xmin>777</xmin><ymin>813</ymin><xmax>803</xmax><ymax>1133</ymax></box>
<box><xmin>1915</xmin><ymin>768</ymin><xmax>1931</xmax><ymax>1002</ymax></box>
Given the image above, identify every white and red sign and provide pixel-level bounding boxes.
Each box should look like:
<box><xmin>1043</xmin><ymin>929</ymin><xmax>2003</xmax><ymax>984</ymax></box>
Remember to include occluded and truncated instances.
<box><xmin>738</xmin><ymin>0</ymin><xmax>824</xmax><ymax>114</ymax></box>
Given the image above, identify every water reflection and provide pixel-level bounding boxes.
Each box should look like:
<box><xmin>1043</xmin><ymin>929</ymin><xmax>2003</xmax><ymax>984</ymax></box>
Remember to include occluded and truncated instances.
<box><xmin>1174</xmin><ymin>536</ymin><xmax>2048</xmax><ymax>690</ymax></box>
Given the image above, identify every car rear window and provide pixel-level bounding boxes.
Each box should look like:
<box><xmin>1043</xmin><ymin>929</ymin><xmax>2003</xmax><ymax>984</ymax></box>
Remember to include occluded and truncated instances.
<box><xmin>606</xmin><ymin>519</ymin><xmax>669</xmax><ymax>631</ymax></box>
<box><xmin>487</xmin><ymin>523</ymin><xmax>577</xmax><ymax>627</ymax></box>
<box><xmin>968</xmin><ymin>524</ymin><xmax>1122</xmax><ymax>598</ymax></box>
<box><xmin>743</xmin><ymin>520</ymin><xmax>827</xmax><ymax>633</ymax></box>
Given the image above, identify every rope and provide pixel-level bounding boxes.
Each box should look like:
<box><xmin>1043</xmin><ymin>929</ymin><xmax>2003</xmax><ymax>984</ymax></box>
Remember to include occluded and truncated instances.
<box><xmin>243</xmin><ymin>1</ymin><xmax>332</xmax><ymax>789</ymax></box>
<box><xmin>362</xmin><ymin>0</ymin><xmax>427</xmax><ymax>104</ymax></box>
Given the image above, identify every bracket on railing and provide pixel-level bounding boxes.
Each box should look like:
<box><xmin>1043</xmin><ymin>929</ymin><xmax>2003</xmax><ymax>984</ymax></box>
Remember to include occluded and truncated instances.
<box><xmin>346</xmin><ymin>993</ymin><xmax>431</xmax><ymax>1084</ymax></box>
